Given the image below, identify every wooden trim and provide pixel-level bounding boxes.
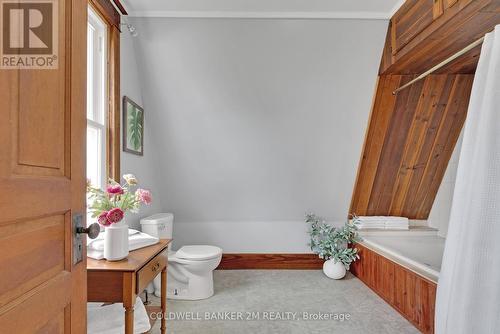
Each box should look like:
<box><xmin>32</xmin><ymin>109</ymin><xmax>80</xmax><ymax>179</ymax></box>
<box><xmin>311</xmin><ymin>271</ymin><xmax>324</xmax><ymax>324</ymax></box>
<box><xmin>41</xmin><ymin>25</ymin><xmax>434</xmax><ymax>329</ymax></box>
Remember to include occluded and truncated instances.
<box><xmin>349</xmin><ymin>75</ymin><xmax>382</xmax><ymax>216</ymax></box>
<box><xmin>112</xmin><ymin>0</ymin><xmax>128</xmax><ymax>15</ymax></box>
<box><xmin>445</xmin><ymin>0</ymin><xmax>459</xmax><ymax>8</ymax></box>
<box><xmin>89</xmin><ymin>0</ymin><xmax>121</xmax><ymax>182</ymax></box>
<box><xmin>216</xmin><ymin>254</ymin><xmax>324</xmax><ymax>270</ymax></box>
<box><xmin>433</xmin><ymin>0</ymin><xmax>444</xmax><ymax>19</ymax></box>
<box><xmin>89</xmin><ymin>0</ymin><xmax>121</xmax><ymax>28</ymax></box>
<box><xmin>108</xmin><ymin>25</ymin><xmax>121</xmax><ymax>181</ymax></box>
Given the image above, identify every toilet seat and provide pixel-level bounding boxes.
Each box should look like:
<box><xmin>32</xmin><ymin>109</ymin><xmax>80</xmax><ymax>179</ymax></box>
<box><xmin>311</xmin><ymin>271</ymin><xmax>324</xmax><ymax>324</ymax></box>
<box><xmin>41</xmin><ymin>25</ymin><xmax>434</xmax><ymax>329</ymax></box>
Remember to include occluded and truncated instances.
<box><xmin>175</xmin><ymin>245</ymin><xmax>222</xmax><ymax>261</ymax></box>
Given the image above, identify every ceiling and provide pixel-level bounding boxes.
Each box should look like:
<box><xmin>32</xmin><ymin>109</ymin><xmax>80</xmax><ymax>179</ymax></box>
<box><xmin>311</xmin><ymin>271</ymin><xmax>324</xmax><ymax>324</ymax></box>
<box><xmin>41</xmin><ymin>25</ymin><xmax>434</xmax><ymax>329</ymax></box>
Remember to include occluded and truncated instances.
<box><xmin>122</xmin><ymin>0</ymin><xmax>404</xmax><ymax>19</ymax></box>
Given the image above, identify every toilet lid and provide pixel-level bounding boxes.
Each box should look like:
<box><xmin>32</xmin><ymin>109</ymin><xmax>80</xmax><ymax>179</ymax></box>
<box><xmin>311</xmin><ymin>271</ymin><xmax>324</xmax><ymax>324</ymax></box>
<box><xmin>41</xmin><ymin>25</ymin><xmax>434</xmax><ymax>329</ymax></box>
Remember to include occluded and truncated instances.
<box><xmin>175</xmin><ymin>245</ymin><xmax>222</xmax><ymax>261</ymax></box>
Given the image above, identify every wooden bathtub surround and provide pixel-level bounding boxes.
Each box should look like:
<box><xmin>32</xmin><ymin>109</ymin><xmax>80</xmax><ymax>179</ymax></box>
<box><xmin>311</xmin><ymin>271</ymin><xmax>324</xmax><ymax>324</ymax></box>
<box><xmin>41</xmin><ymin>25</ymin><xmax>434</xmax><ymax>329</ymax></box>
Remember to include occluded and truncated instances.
<box><xmin>350</xmin><ymin>244</ymin><xmax>437</xmax><ymax>334</ymax></box>
<box><xmin>87</xmin><ymin>239</ymin><xmax>172</xmax><ymax>334</ymax></box>
<box><xmin>351</xmin><ymin>0</ymin><xmax>500</xmax><ymax>219</ymax></box>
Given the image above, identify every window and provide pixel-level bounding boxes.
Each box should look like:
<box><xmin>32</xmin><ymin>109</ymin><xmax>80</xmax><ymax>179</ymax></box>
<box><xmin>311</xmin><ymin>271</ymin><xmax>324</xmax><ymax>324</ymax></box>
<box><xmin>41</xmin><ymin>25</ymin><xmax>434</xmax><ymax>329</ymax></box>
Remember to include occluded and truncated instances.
<box><xmin>87</xmin><ymin>6</ymin><xmax>108</xmax><ymax>189</ymax></box>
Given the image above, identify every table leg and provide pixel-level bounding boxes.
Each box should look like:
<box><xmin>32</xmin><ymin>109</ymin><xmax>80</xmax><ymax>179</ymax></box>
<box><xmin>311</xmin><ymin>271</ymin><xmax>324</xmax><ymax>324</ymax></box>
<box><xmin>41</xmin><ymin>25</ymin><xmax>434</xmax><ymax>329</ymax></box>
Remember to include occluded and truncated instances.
<box><xmin>124</xmin><ymin>304</ymin><xmax>134</xmax><ymax>334</ymax></box>
<box><xmin>123</xmin><ymin>272</ymin><xmax>136</xmax><ymax>334</ymax></box>
<box><xmin>161</xmin><ymin>267</ymin><xmax>167</xmax><ymax>334</ymax></box>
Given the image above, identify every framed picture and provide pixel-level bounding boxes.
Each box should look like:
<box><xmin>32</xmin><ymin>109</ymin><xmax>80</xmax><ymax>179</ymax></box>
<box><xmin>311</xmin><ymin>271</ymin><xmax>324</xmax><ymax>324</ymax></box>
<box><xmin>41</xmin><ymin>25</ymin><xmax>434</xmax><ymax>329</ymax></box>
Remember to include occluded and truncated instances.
<box><xmin>123</xmin><ymin>96</ymin><xmax>144</xmax><ymax>156</ymax></box>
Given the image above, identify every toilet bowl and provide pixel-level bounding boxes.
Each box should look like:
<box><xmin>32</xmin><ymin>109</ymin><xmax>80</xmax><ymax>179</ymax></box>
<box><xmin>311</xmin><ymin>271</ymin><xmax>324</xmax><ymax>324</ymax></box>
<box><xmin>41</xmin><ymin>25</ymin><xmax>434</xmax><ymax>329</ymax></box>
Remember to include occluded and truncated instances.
<box><xmin>142</xmin><ymin>214</ymin><xmax>223</xmax><ymax>300</ymax></box>
<box><xmin>153</xmin><ymin>245</ymin><xmax>222</xmax><ymax>300</ymax></box>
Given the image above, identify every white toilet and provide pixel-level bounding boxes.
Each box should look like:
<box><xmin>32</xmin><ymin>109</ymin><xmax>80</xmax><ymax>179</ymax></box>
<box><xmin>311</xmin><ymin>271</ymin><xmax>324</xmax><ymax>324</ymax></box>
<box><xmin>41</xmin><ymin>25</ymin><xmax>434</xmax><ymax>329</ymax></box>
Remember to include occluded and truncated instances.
<box><xmin>140</xmin><ymin>213</ymin><xmax>223</xmax><ymax>300</ymax></box>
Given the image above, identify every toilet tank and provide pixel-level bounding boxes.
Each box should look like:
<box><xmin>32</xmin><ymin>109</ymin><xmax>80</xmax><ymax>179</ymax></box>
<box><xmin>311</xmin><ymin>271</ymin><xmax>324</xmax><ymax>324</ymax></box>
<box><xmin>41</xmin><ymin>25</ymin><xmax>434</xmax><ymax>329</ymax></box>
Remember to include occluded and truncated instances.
<box><xmin>140</xmin><ymin>213</ymin><xmax>173</xmax><ymax>240</ymax></box>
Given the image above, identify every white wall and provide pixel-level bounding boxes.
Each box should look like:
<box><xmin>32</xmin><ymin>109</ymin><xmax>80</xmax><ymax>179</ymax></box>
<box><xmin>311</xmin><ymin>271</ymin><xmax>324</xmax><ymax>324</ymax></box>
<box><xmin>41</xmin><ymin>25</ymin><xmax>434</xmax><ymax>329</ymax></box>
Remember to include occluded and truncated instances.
<box><xmin>120</xmin><ymin>27</ymin><xmax>165</xmax><ymax>229</ymax></box>
<box><xmin>428</xmin><ymin>132</ymin><xmax>463</xmax><ymax>237</ymax></box>
<box><xmin>130</xmin><ymin>18</ymin><xmax>387</xmax><ymax>251</ymax></box>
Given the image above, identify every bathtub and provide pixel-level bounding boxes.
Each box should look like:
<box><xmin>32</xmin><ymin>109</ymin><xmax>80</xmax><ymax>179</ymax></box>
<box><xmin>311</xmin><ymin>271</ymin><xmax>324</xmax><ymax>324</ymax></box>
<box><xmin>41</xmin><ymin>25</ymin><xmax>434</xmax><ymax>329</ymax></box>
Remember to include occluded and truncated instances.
<box><xmin>351</xmin><ymin>235</ymin><xmax>441</xmax><ymax>334</ymax></box>
<box><xmin>359</xmin><ymin>234</ymin><xmax>445</xmax><ymax>283</ymax></box>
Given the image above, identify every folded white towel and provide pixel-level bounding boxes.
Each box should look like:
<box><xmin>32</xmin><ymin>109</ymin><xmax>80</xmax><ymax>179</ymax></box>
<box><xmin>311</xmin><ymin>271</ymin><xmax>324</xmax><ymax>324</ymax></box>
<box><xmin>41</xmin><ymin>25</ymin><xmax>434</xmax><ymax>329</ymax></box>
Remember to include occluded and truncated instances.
<box><xmin>384</xmin><ymin>226</ymin><xmax>410</xmax><ymax>230</ymax></box>
<box><xmin>88</xmin><ymin>297</ymin><xmax>151</xmax><ymax>334</ymax></box>
<box><xmin>355</xmin><ymin>216</ymin><xmax>409</xmax><ymax>230</ymax></box>
<box><xmin>357</xmin><ymin>216</ymin><xmax>408</xmax><ymax>222</ymax></box>
<box><xmin>87</xmin><ymin>229</ymin><xmax>159</xmax><ymax>260</ymax></box>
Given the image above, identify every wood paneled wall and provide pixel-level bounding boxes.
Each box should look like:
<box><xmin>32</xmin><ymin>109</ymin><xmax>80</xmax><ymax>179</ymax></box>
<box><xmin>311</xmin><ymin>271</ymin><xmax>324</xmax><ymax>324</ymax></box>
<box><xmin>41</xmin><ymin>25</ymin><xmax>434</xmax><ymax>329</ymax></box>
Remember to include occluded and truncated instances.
<box><xmin>380</xmin><ymin>0</ymin><xmax>500</xmax><ymax>74</ymax></box>
<box><xmin>351</xmin><ymin>0</ymin><xmax>500</xmax><ymax>220</ymax></box>
<box><xmin>350</xmin><ymin>74</ymin><xmax>473</xmax><ymax>218</ymax></box>
<box><xmin>348</xmin><ymin>2</ymin><xmax>500</xmax><ymax>333</ymax></box>
<box><xmin>350</xmin><ymin>244</ymin><xmax>437</xmax><ymax>334</ymax></box>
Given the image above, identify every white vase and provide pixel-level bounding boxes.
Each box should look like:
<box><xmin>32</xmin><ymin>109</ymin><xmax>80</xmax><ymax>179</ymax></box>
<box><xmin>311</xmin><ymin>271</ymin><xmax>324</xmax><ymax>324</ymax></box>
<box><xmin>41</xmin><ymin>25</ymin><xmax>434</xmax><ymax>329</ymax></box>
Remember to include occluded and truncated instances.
<box><xmin>103</xmin><ymin>223</ymin><xmax>129</xmax><ymax>261</ymax></box>
<box><xmin>323</xmin><ymin>259</ymin><xmax>346</xmax><ymax>279</ymax></box>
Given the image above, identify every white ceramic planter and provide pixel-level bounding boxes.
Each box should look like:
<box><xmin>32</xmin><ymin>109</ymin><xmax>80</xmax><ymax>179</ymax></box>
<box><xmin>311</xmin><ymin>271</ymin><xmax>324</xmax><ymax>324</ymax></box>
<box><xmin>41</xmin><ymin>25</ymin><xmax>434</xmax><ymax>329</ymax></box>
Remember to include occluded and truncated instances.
<box><xmin>104</xmin><ymin>223</ymin><xmax>129</xmax><ymax>261</ymax></box>
<box><xmin>323</xmin><ymin>259</ymin><xmax>346</xmax><ymax>279</ymax></box>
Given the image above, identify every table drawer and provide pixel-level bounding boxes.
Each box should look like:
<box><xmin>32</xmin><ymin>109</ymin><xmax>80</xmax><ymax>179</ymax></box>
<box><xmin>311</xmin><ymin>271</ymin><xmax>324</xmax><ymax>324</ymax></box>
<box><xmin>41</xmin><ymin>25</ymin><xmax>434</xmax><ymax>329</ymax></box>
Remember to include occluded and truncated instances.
<box><xmin>136</xmin><ymin>251</ymin><xmax>167</xmax><ymax>293</ymax></box>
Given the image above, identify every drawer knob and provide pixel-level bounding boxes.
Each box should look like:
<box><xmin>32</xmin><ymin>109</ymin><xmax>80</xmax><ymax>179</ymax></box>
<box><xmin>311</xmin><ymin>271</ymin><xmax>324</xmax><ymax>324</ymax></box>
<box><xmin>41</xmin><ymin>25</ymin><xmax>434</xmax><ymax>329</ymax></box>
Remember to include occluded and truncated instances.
<box><xmin>152</xmin><ymin>262</ymin><xmax>160</xmax><ymax>272</ymax></box>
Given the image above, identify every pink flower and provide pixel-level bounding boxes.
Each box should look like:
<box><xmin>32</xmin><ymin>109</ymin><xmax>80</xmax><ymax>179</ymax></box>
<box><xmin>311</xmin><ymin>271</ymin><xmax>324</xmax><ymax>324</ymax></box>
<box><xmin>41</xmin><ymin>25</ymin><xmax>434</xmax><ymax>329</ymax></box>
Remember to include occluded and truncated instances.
<box><xmin>106</xmin><ymin>208</ymin><xmax>124</xmax><ymax>223</ymax></box>
<box><xmin>97</xmin><ymin>211</ymin><xmax>110</xmax><ymax>226</ymax></box>
<box><xmin>107</xmin><ymin>185</ymin><xmax>124</xmax><ymax>196</ymax></box>
<box><xmin>136</xmin><ymin>189</ymin><xmax>152</xmax><ymax>205</ymax></box>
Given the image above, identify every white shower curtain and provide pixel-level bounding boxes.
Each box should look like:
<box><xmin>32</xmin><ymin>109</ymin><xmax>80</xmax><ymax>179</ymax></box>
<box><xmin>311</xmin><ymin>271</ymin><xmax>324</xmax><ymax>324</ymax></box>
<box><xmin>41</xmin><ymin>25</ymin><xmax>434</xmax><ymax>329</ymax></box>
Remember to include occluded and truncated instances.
<box><xmin>435</xmin><ymin>25</ymin><xmax>500</xmax><ymax>333</ymax></box>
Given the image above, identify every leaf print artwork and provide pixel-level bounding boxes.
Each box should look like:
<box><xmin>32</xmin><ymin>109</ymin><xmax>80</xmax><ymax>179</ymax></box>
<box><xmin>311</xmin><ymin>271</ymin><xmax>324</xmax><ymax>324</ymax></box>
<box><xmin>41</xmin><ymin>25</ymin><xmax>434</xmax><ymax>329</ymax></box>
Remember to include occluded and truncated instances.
<box><xmin>123</xmin><ymin>96</ymin><xmax>144</xmax><ymax>155</ymax></box>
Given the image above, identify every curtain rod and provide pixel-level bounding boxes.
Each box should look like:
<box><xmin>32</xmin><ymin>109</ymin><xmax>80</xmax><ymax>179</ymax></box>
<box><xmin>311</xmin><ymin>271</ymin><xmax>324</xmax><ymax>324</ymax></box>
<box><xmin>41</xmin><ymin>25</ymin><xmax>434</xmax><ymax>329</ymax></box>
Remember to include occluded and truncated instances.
<box><xmin>392</xmin><ymin>36</ymin><xmax>485</xmax><ymax>95</ymax></box>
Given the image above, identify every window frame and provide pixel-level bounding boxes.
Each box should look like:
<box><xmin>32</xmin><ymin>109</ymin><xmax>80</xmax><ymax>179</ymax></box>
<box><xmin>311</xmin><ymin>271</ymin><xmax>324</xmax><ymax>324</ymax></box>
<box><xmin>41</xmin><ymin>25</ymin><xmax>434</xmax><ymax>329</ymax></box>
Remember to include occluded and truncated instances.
<box><xmin>88</xmin><ymin>0</ymin><xmax>121</xmax><ymax>183</ymax></box>
<box><xmin>87</xmin><ymin>7</ymin><xmax>108</xmax><ymax>189</ymax></box>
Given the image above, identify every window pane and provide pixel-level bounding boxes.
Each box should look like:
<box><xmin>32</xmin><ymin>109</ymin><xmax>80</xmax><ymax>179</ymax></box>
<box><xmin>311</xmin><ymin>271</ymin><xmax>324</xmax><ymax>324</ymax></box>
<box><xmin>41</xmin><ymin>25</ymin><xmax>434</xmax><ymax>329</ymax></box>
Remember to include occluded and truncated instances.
<box><xmin>87</xmin><ymin>6</ymin><xmax>109</xmax><ymax>225</ymax></box>
<box><xmin>87</xmin><ymin>7</ymin><xmax>107</xmax><ymax>125</ymax></box>
<box><xmin>87</xmin><ymin>24</ymin><xmax>95</xmax><ymax>120</ymax></box>
<box><xmin>87</xmin><ymin>5</ymin><xmax>108</xmax><ymax>195</ymax></box>
<box><xmin>86</xmin><ymin>125</ymin><xmax>102</xmax><ymax>189</ymax></box>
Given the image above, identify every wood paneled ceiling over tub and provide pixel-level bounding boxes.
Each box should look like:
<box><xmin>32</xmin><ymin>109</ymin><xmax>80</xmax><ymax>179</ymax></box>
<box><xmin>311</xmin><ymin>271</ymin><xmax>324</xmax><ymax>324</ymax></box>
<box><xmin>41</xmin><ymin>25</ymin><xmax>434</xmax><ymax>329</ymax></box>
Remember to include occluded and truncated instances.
<box><xmin>350</xmin><ymin>0</ymin><xmax>500</xmax><ymax>219</ymax></box>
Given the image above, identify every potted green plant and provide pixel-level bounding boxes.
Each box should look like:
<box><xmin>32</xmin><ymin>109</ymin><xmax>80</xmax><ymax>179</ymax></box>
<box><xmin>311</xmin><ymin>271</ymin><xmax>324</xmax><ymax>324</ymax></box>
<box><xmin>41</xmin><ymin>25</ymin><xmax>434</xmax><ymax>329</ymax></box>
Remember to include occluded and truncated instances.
<box><xmin>306</xmin><ymin>214</ymin><xmax>361</xmax><ymax>279</ymax></box>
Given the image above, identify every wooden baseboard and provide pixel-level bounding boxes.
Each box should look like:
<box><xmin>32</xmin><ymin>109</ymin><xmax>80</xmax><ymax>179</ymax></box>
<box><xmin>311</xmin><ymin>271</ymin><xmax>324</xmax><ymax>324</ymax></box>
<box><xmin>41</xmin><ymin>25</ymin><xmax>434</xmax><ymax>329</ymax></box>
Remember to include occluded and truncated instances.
<box><xmin>216</xmin><ymin>253</ymin><xmax>324</xmax><ymax>270</ymax></box>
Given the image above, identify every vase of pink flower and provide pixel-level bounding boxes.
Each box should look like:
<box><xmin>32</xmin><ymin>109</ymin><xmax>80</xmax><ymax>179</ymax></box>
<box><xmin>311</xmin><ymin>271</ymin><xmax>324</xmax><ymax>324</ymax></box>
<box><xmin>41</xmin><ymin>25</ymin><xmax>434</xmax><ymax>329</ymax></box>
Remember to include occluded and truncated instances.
<box><xmin>87</xmin><ymin>174</ymin><xmax>152</xmax><ymax>261</ymax></box>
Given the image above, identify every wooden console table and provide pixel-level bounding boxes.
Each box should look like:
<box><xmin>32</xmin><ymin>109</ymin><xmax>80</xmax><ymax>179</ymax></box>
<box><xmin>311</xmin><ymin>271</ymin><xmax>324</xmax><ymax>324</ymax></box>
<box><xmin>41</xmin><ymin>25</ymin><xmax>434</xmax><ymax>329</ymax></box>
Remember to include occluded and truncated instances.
<box><xmin>87</xmin><ymin>239</ymin><xmax>172</xmax><ymax>334</ymax></box>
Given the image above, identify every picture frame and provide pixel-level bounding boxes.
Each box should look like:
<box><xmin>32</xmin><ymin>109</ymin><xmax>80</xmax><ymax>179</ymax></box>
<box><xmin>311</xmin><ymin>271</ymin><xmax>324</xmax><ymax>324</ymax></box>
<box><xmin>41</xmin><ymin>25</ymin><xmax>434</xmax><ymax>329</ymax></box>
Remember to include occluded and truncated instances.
<box><xmin>122</xmin><ymin>96</ymin><xmax>144</xmax><ymax>156</ymax></box>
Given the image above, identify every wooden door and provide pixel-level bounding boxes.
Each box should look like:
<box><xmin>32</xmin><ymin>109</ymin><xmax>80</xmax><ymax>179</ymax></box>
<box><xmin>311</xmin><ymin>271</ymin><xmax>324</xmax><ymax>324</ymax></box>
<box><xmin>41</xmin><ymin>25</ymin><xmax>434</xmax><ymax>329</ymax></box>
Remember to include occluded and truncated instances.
<box><xmin>0</xmin><ymin>0</ymin><xmax>88</xmax><ymax>332</ymax></box>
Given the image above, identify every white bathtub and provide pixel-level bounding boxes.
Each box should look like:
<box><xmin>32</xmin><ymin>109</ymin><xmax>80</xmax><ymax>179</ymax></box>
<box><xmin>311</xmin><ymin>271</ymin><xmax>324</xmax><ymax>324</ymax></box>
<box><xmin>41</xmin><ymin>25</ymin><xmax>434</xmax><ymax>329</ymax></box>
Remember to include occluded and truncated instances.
<box><xmin>360</xmin><ymin>234</ymin><xmax>445</xmax><ymax>283</ymax></box>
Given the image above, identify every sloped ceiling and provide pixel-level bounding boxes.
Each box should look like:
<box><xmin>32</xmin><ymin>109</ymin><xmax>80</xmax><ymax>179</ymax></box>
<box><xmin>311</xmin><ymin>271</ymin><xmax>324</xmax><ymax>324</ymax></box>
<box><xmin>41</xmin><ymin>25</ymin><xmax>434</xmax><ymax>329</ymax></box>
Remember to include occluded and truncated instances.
<box><xmin>122</xmin><ymin>0</ymin><xmax>404</xmax><ymax>18</ymax></box>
